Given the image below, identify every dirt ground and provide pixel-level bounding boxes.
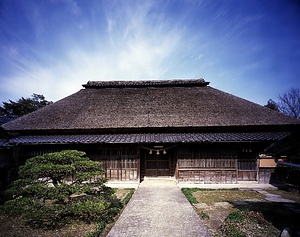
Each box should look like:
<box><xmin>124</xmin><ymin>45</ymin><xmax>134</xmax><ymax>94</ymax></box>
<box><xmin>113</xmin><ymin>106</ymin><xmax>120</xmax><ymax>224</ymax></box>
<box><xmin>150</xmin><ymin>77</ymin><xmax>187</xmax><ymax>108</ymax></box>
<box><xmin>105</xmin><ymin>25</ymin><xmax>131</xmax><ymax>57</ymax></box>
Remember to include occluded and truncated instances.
<box><xmin>191</xmin><ymin>188</ymin><xmax>300</xmax><ymax>237</ymax></box>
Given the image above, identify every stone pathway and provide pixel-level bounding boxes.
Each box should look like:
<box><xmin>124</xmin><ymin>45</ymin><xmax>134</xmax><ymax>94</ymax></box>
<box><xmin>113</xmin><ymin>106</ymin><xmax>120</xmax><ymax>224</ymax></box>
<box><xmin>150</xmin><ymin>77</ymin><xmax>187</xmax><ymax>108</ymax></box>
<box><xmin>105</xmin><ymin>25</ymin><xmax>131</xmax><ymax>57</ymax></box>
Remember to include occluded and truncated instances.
<box><xmin>107</xmin><ymin>180</ymin><xmax>211</xmax><ymax>237</ymax></box>
<box><xmin>255</xmin><ymin>190</ymin><xmax>296</xmax><ymax>203</ymax></box>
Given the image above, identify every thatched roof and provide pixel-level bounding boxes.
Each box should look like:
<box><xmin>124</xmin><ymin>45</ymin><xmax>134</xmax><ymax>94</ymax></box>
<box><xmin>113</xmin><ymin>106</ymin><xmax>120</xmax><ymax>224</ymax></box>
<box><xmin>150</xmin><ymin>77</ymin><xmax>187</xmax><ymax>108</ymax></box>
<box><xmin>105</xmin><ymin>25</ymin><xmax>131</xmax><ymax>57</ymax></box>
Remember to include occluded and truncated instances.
<box><xmin>2</xmin><ymin>79</ymin><xmax>300</xmax><ymax>133</ymax></box>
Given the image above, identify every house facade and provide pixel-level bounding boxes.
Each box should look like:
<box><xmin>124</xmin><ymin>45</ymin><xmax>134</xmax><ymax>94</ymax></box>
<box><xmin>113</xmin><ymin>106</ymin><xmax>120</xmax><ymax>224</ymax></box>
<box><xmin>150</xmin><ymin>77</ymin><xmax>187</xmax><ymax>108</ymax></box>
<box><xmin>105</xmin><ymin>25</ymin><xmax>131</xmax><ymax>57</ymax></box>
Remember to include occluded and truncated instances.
<box><xmin>2</xmin><ymin>79</ymin><xmax>300</xmax><ymax>184</ymax></box>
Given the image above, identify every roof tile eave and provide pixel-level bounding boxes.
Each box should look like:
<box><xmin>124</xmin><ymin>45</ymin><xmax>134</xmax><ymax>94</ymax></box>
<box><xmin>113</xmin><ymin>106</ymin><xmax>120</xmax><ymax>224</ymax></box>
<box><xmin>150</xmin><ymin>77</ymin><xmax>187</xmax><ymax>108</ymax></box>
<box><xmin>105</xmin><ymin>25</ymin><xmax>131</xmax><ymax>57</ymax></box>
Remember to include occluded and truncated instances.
<box><xmin>8</xmin><ymin>132</ymin><xmax>290</xmax><ymax>145</ymax></box>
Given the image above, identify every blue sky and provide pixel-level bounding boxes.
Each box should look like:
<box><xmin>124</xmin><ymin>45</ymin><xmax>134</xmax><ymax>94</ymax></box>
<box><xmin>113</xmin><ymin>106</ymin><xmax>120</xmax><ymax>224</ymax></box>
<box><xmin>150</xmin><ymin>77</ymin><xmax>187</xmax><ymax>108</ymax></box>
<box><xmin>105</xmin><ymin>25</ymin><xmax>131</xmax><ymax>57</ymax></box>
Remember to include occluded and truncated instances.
<box><xmin>0</xmin><ymin>0</ymin><xmax>300</xmax><ymax>105</ymax></box>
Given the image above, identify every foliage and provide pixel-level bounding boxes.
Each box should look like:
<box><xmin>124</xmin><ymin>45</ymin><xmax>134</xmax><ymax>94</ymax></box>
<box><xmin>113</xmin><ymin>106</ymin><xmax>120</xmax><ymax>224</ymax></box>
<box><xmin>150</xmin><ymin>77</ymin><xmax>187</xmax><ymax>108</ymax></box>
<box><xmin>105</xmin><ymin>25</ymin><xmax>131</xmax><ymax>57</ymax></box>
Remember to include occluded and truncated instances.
<box><xmin>221</xmin><ymin>210</ymin><xmax>278</xmax><ymax>237</ymax></box>
<box><xmin>264</xmin><ymin>99</ymin><xmax>279</xmax><ymax>111</ymax></box>
<box><xmin>265</xmin><ymin>88</ymin><xmax>300</xmax><ymax>119</ymax></box>
<box><xmin>87</xmin><ymin>188</ymin><xmax>135</xmax><ymax>237</ymax></box>
<box><xmin>122</xmin><ymin>188</ymin><xmax>135</xmax><ymax>205</ymax></box>
<box><xmin>0</xmin><ymin>93</ymin><xmax>52</xmax><ymax>118</ymax></box>
<box><xmin>278</xmin><ymin>88</ymin><xmax>300</xmax><ymax>119</ymax></box>
<box><xmin>2</xmin><ymin>150</ymin><xmax>115</xmax><ymax>228</ymax></box>
<box><xmin>181</xmin><ymin>188</ymin><xmax>198</xmax><ymax>204</ymax></box>
<box><xmin>226</xmin><ymin>210</ymin><xmax>244</xmax><ymax>222</ymax></box>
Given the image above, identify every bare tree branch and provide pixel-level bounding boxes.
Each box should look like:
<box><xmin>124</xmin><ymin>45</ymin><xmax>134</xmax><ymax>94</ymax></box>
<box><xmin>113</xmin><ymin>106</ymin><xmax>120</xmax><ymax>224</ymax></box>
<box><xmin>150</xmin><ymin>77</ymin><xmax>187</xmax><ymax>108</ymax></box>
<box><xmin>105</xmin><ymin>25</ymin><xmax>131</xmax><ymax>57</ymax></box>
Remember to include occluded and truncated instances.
<box><xmin>278</xmin><ymin>88</ymin><xmax>300</xmax><ymax>119</ymax></box>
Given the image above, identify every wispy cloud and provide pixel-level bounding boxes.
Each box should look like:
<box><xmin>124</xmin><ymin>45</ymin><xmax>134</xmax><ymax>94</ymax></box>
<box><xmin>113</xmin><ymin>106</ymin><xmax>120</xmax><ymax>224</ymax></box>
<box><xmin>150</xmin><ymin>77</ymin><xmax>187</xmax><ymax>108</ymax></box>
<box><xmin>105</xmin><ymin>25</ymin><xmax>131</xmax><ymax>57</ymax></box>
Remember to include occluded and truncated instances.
<box><xmin>1</xmin><ymin>0</ymin><xmax>299</xmax><ymax>106</ymax></box>
<box><xmin>0</xmin><ymin>1</ymin><xmax>188</xmax><ymax>101</ymax></box>
<box><xmin>102</xmin><ymin>1</ymin><xmax>185</xmax><ymax>78</ymax></box>
<box><xmin>63</xmin><ymin>0</ymin><xmax>82</xmax><ymax>16</ymax></box>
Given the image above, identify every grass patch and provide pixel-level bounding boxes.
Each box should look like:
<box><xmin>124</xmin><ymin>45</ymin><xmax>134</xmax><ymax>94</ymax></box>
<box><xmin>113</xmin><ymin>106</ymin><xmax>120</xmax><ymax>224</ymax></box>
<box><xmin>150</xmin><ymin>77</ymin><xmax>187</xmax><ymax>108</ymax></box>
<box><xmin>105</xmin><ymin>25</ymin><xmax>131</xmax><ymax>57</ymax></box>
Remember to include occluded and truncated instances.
<box><xmin>181</xmin><ymin>188</ymin><xmax>199</xmax><ymax>204</ymax></box>
<box><xmin>226</xmin><ymin>210</ymin><xmax>244</xmax><ymax>222</ymax></box>
<box><xmin>199</xmin><ymin>211</ymin><xmax>210</xmax><ymax>220</ymax></box>
<box><xmin>122</xmin><ymin>188</ymin><xmax>134</xmax><ymax>205</ymax></box>
<box><xmin>192</xmin><ymin>188</ymin><xmax>264</xmax><ymax>205</ymax></box>
<box><xmin>183</xmin><ymin>188</ymin><xmax>300</xmax><ymax>236</ymax></box>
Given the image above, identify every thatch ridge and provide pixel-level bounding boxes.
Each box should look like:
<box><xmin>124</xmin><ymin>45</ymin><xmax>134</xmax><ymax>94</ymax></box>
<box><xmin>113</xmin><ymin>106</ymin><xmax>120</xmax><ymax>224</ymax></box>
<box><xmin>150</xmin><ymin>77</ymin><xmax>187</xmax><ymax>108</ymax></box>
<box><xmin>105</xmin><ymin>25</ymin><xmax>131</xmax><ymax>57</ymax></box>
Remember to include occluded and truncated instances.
<box><xmin>83</xmin><ymin>78</ymin><xmax>209</xmax><ymax>88</ymax></box>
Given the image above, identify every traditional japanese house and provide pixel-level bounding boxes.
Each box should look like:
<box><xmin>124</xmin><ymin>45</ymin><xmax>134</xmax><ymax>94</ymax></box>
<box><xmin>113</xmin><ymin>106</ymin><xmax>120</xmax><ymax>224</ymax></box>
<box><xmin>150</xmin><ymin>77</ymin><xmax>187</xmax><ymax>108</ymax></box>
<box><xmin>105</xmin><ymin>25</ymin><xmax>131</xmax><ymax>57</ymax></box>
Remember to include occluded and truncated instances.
<box><xmin>2</xmin><ymin>79</ymin><xmax>300</xmax><ymax>184</ymax></box>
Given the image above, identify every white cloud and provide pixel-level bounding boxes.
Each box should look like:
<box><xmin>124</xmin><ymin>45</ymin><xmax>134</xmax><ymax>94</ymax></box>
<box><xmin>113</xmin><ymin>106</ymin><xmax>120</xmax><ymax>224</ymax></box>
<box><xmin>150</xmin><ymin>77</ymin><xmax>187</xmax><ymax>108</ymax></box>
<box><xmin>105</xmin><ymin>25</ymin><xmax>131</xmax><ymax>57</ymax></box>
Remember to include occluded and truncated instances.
<box><xmin>103</xmin><ymin>1</ymin><xmax>184</xmax><ymax>78</ymax></box>
<box><xmin>0</xmin><ymin>1</ymin><xmax>200</xmax><ymax>102</ymax></box>
<box><xmin>2</xmin><ymin>0</ymin><xmax>267</xmax><ymax>103</ymax></box>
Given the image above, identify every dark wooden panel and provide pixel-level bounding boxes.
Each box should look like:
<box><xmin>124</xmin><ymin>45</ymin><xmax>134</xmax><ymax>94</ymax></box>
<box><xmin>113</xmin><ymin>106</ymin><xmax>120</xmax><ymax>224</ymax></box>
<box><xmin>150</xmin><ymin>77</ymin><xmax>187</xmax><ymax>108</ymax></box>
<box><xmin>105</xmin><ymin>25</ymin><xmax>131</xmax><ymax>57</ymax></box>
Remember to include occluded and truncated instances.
<box><xmin>144</xmin><ymin>152</ymin><xmax>171</xmax><ymax>177</ymax></box>
<box><xmin>146</xmin><ymin>169</ymin><xmax>170</xmax><ymax>177</ymax></box>
<box><xmin>89</xmin><ymin>148</ymin><xmax>139</xmax><ymax>181</ymax></box>
<box><xmin>237</xmin><ymin>171</ymin><xmax>256</xmax><ymax>181</ymax></box>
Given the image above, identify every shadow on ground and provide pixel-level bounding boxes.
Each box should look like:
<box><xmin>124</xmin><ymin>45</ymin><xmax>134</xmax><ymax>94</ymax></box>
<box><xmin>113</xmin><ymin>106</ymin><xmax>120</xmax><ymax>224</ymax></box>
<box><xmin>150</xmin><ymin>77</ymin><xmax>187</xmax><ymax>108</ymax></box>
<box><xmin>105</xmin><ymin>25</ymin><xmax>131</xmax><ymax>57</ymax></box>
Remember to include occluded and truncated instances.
<box><xmin>230</xmin><ymin>200</ymin><xmax>300</xmax><ymax>236</ymax></box>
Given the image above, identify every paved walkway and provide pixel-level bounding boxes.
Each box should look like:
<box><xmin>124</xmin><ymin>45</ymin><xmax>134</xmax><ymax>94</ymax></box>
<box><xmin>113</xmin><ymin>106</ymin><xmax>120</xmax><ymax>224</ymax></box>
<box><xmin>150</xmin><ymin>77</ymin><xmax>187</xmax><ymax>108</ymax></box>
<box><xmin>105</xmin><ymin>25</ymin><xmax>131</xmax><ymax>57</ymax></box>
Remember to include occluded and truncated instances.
<box><xmin>177</xmin><ymin>181</ymin><xmax>279</xmax><ymax>190</ymax></box>
<box><xmin>107</xmin><ymin>180</ymin><xmax>211</xmax><ymax>237</ymax></box>
<box><xmin>105</xmin><ymin>180</ymin><xmax>279</xmax><ymax>190</ymax></box>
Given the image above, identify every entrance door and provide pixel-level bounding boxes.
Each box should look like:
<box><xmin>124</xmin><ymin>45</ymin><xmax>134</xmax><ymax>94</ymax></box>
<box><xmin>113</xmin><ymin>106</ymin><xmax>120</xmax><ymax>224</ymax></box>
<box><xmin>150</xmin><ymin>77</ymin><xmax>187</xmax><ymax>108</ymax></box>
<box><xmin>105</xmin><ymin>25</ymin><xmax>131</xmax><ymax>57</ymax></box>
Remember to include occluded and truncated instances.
<box><xmin>145</xmin><ymin>153</ymin><xmax>170</xmax><ymax>177</ymax></box>
<box><xmin>237</xmin><ymin>152</ymin><xmax>257</xmax><ymax>181</ymax></box>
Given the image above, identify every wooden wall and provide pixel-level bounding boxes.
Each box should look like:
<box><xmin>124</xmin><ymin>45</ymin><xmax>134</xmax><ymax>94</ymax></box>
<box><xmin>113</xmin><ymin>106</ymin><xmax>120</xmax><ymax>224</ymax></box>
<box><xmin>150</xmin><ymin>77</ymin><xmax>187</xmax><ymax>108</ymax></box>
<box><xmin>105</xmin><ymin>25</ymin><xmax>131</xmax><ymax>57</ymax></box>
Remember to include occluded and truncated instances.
<box><xmin>176</xmin><ymin>144</ymin><xmax>257</xmax><ymax>183</ymax></box>
<box><xmin>258</xmin><ymin>156</ymin><xmax>277</xmax><ymax>184</ymax></box>
<box><xmin>258</xmin><ymin>168</ymin><xmax>275</xmax><ymax>184</ymax></box>
<box><xmin>17</xmin><ymin>145</ymin><xmax>140</xmax><ymax>182</ymax></box>
<box><xmin>13</xmin><ymin>142</ymin><xmax>265</xmax><ymax>184</ymax></box>
<box><xmin>88</xmin><ymin>148</ymin><xmax>139</xmax><ymax>181</ymax></box>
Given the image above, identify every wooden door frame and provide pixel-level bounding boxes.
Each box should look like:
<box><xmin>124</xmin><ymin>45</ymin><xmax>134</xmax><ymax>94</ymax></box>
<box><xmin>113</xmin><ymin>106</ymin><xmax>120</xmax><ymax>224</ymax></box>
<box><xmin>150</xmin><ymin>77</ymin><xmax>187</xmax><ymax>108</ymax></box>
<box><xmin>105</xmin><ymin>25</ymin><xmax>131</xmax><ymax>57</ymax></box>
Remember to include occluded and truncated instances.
<box><xmin>144</xmin><ymin>152</ymin><xmax>171</xmax><ymax>177</ymax></box>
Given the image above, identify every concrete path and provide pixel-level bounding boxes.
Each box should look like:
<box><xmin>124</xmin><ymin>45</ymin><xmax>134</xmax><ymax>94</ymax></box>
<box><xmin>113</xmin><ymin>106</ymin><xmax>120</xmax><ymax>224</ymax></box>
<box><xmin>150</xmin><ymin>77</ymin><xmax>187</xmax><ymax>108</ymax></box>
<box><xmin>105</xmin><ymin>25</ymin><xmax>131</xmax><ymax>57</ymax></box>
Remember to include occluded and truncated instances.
<box><xmin>107</xmin><ymin>180</ymin><xmax>211</xmax><ymax>237</ymax></box>
<box><xmin>106</xmin><ymin>180</ymin><xmax>279</xmax><ymax>190</ymax></box>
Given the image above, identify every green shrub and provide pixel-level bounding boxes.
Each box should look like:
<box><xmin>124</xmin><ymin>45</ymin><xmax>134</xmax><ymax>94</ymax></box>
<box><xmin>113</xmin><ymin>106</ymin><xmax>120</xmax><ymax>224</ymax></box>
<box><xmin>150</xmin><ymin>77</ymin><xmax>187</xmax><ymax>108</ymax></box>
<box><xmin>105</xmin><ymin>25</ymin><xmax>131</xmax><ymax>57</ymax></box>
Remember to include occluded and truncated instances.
<box><xmin>87</xmin><ymin>188</ymin><xmax>135</xmax><ymax>237</ymax></box>
<box><xmin>68</xmin><ymin>198</ymin><xmax>110</xmax><ymax>221</ymax></box>
<box><xmin>1</xmin><ymin>150</ymin><xmax>114</xmax><ymax>229</ymax></box>
<box><xmin>3</xmin><ymin>197</ymin><xmax>35</xmax><ymax>216</ymax></box>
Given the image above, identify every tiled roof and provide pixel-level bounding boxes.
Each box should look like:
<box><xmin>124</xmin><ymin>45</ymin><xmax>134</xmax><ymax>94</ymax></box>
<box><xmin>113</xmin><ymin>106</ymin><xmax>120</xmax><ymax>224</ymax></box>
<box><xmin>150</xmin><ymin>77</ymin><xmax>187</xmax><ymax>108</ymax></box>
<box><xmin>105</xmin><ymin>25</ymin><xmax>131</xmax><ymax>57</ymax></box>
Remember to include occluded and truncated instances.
<box><xmin>0</xmin><ymin>139</ymin><xmax>10</xmax><ymax>147</ymax></box>
<box><xmin>9</xmin><ymin>132</ymin><xmax>289</xmax><ymax>144</ymax></box>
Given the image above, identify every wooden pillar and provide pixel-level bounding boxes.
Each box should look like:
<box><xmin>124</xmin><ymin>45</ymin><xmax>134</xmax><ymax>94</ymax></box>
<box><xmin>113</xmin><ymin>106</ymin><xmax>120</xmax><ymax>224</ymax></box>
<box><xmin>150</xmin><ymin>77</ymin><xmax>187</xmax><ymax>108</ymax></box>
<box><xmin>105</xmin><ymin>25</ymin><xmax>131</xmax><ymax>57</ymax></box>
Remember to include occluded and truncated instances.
<box><xmin>137</xmin><ymin>147</ymin><xmax>140</xmax><ymax>183</ymax></box>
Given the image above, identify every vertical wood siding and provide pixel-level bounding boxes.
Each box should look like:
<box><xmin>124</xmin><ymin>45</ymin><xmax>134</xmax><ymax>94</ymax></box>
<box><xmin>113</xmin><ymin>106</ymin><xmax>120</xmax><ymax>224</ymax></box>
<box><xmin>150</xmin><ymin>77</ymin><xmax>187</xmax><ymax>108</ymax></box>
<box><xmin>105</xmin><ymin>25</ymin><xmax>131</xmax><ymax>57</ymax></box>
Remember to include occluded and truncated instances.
<box><xmin>88</xmin><ymin>148</ymin><xmax>139</xmax><ymax>181</ymax></box>
<box><xmin>237</xmin><ymin>151</ymin><xmax>257</xmax><ymax>181</ymax></box>
<box><xmin>18</xmin><ymin>145</ymin><xmax>139</xmax><ymax>181</ymax></box>
<box><xmin>15</xmin><ymin>143</ymin><xmax>264</xmax><ymax>183</ymax></box>
<box><xmin>177</xmin><ymin>145</ymin><xmax>238</xmax><ymax>183</ymax></box>
<box><xmin>176</xmin><ymin>144</ymin><xmax>259</xmax><ymax>183</ymax></box>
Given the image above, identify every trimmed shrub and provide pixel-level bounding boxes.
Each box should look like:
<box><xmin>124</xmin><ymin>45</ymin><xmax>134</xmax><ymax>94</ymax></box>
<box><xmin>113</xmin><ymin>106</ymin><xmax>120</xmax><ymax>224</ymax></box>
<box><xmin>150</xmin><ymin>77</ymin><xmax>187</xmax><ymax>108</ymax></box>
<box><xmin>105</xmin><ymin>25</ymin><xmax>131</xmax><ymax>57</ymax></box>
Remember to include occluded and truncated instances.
<box><xmin>2</xmin><ymin>150</ymin><xmax>115</xmax><ymax>228</ymax></box>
